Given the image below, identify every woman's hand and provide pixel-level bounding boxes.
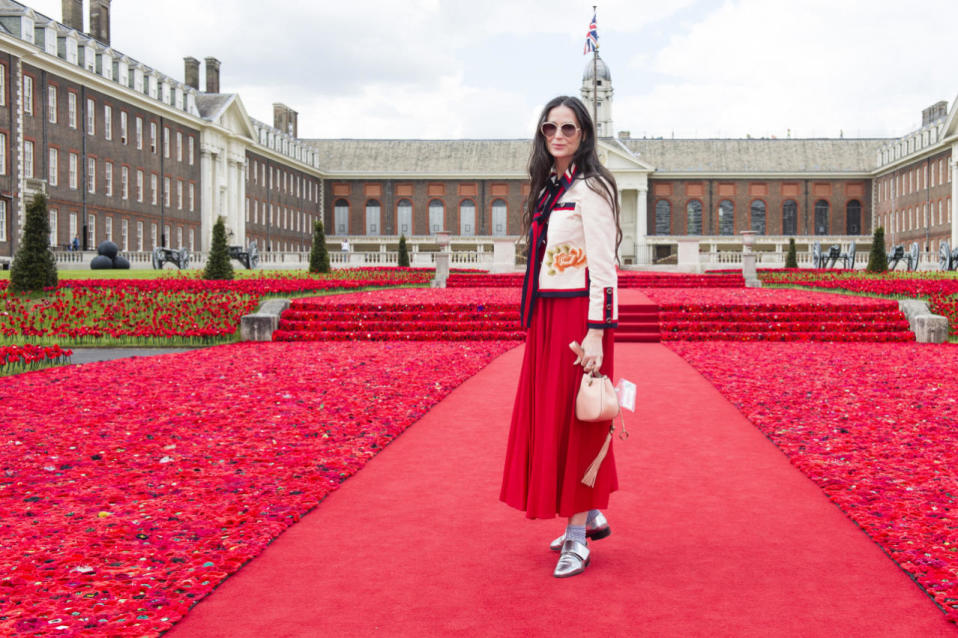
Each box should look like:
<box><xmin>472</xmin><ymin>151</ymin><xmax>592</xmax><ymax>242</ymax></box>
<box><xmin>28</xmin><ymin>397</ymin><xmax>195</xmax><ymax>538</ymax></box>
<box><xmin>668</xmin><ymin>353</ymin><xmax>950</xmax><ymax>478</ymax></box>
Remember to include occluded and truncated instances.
<box><xmin>580</xmin><ymin>329</ymin><xmax>604</xmax><ymax>373</ymax></box>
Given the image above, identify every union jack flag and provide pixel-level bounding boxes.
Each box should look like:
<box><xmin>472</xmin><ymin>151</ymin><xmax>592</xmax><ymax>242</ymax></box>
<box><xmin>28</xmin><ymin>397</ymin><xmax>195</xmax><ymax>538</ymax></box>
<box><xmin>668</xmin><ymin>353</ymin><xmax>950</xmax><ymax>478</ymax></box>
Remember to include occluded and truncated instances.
<box><xmin>583</xmin><ymin>11</ymin><xmax>598</xmax><ymax>54</ymax></box>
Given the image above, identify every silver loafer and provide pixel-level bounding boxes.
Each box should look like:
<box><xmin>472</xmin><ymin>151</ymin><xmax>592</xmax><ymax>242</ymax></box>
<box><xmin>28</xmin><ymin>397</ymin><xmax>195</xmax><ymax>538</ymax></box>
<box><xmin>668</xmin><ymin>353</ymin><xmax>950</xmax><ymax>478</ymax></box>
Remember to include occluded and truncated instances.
<box><xmin>549</xmin><ymin>512</ymin><xmax>611</xmax><ymax>551</ymax></box>
<box><xmin>553</xmin><ymin>540</ymin><xmax>591</xmax><ymax>578</ymax></box>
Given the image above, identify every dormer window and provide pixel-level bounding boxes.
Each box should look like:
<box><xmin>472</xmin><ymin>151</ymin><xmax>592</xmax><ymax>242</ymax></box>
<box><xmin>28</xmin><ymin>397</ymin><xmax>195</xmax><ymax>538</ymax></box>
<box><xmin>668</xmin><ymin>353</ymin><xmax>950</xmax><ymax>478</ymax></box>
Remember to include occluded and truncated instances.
<box><xmin>133</xmin><ymin>68</ymin><xmax>144</xmax><ymax>93</ymax></box>
<box><xmin>21</xmin><ymin>17</ymin><xmax>34</xmax><ymax>43</ymax></box>
<box><xmin>161</xmin><ymin>82</ymin><xmax>171</xmax><ymax>104</ymax></box>
<box><xmin>117</xmin><ymin>60</ymin><xmax>128</xmax><ymax>86</ymax></box>
<box><xmin>43</xmin><ymin>26</ymin><xmax>56</xmax><ymax>54</ymax></box>
<box><xmin>174</xmin><ymin>87</ymin><xmax>183</xmax><ymax>110</ymax></box>
<box><xmin>65</xmin><ymin>36</ymin><xmax>79</xmax><ymax>64</ymax></box>
<box><xmin>98</xmin><ymin>52</ymin><xmax>113</xmax><ymax>80</ymax></box>
<box><xmin>148</xmin><ymin>75</ymin><xmax>158</xmax><ymax>99</ymax></box>
<box><xmin>83</xmin><ymin>45</ymin><xmax>95</xmax><ymax>71</ymax></box>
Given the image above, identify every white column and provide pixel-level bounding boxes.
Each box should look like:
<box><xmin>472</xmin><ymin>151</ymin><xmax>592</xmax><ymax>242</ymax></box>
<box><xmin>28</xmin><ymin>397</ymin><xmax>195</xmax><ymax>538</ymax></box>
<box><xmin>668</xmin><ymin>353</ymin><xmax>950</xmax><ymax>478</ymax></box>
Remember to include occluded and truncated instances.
<box><xmin>635</xmin><ymin>185</ymin><xmax>649</xmax><ymax>265</ymax></box>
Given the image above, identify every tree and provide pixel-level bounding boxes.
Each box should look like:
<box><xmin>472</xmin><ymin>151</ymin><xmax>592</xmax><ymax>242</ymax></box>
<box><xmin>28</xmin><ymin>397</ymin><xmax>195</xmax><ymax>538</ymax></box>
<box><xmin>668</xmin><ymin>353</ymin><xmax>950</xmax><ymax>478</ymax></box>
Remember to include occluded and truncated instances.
<box><xmin>784</xmin><ymin>237</ymin><xmax>798</xmax><ymax>268</ymax></box>
<box><xmin>397</xmin><ymin>234</ymin><xmax>410</xmax><ymax>267</ymax></box>
<box><xmin>10</xmin><ymin>193</ymin><xmax>58</xmax><ymax>293</ymax></box>
<box><xmin>203</xmin><ymin>216</ymin><xmax>234</xmax><ymax>280</ymax></box>
<box><xmin>309</xmin><ymin>219</ymin><xmax>330</xmax><ymax>273</ymax></box>
<box><xmin>866</xmin><ymin>226</ymin><xmax>888</xmax><ymax>273</ymax></box>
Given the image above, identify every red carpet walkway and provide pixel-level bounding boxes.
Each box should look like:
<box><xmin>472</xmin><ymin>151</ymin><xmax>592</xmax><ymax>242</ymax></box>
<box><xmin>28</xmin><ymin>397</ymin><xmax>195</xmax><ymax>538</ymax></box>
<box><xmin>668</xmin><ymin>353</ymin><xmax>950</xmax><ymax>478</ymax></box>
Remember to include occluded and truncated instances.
<box><xmin>169</xmin><ymin>344</ymin><xmax>957</xmax><ymax>638</ymax></box>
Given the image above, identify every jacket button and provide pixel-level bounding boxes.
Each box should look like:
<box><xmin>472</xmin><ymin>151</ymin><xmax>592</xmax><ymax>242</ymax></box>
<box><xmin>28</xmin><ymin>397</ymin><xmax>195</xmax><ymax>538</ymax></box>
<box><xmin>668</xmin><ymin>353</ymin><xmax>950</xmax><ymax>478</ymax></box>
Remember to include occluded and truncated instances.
<box><xmin>605</xmin><ymin>304</ymin><xmax>612</xmax><ymax>309</ymax></box>
<box><xmin>605</xmin><ymin>287</ymin><xmax>613</xmax><ymax>293</ymax></box>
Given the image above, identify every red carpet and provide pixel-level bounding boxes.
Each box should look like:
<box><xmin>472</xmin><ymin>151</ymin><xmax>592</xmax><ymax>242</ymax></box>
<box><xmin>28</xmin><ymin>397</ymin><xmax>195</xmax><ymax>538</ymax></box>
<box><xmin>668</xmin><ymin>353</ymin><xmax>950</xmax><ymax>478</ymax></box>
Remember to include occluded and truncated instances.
<box><xmin>168</xmin><ymin>344</ymin><xmax>956</xmax><ymax>638</ymax></box>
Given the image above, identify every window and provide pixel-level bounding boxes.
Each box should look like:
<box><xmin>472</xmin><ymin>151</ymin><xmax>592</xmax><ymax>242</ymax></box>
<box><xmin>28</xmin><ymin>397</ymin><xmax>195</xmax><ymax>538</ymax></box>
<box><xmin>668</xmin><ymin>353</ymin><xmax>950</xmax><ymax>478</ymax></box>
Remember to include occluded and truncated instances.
<box><xmin>22</xmin><ymin>75</ymin><xmax>33</xmax><ymax>115</ymax></box>
<box><xmin>177</xmin><ymin>180</ymin><xmax>183</xmax><ymax>210</ymax></box>
<box><xmin>48</xmin><ymin>147</ymin><xmax>58</xmax><ymax>186</ymax></box>
<box><xmin>137</xmin><ymin>221</ymin><xmax>144</xmax><ymax>251</ymax></box>
<box><xmin>163</xmin><ymin>127</ymin><xmax>170</xmax><ymax>158</ymax></box>
<box><xmin>121</xmin><ymin>219</ymin><xmax>129</xmax><ymax>251</ymax></box>
<box><xmin>655</xmin><ymin>200</ymin><xmax>671</xmax><ymax>235</ymax></box>
<box><xmin>151</xmin><ymin>223</ymin><xmax>157</xmax><ymax>249</ymax></box>
<box><xmin>189</xmin><ymin>183</ymin><xmax>195</xmax><ymax>211</ymax></box>
<box><xmin>246</xmin><ymin>198</ymin><xmax>250</xmax><ymax>223</ymax></box>
<box><xmin>119</xmin><ymin>111</ymin><xmax>127</xmax><ymax>144</ymax></box>
<box><xmin>686</xmin><ymin>200</ymin><xmax>702</xmax><ymax>235</ymax></box>
<box><xmin>0</xmin><ymin>66</ymin><xmax>5</xmax><ymax>106</ymax></box>
<box><xmin>49</xmin><ymin>209</ymin><xmax>58</xmax><ymax>246</ymax></box>
<box><xmin>492</xmin><ymin>199</ymin><xmax>507</xmax><ymax>236</ymax></box>
<box><xmin>87</xmin><ymin>157</ymin><xmax>95</xmax><ymax>193</ymax></box>
<box><xmin>164</xmin><ymin>177</ymin><xmax>171</xmax><ymax>207</ymax></box>
<box><xmin>814</xmin><ymin>200</ymin><xmax>829</xmax><ymax>235</ymax></box>
<box><xmin>47</xmin><ymin>85</ymin><xmax>57</xmax><ymax>123</ymax></box>
<box><xmin>718</xmin><ymin>200</ymin><xmax>734</xmax><ymax>236</ymax></box>
<box><xmin>429</xmin><ymin>199</ymin><xmax>444</xmax><ymax>233</ymax></box>
<box><xmin>68</xmin><ymin>92</ymin><xmax>77</xmax><ymax>128</ymax></box>
<box><xmin>846</xmin><ymin>200</ymin><xmax>862</xmax><ymax>235</ymax></box>
<box><xmin>150</xmin><ymin>122</ymin><xmax>157</xmax><ymax>153</ymax></box>
<box><xmin>334</xmin><ymin>199</ymin><xmax>349</xmax><ymax>234</ymax></box>
<box><xmin>135</xmin><ymin>117</ymin><xmax>142</xmax><ymax>149</ymax></box>
<box><xmin>176</xmin><ymin>226</ymin><xmax>183</xmax><ymax>249</ymax></box>
<box><xmin>86</xmin><ymin>98</ymin><xmax>95</xmax><ymax>134</ymax></box>
<box><xmin>164</xmin><ymin>225</ymin><xmax>171</xmax><ymax>246</ymax></box>
<box><xmin>136</xmin><ymin>170</ymin><xmax>143</xmax><ymax>202</ymax></box>
<box><xmin>0</xmin><ymin>201</ymin><xmax>6</xmax><ymax>242</ymax></box>
<box><xmin>105</xmin><ymin>162</ymin><xmax>113</xmax><ymax>196</ymax></box>
<box><xmin>782</xmin><ymin>200</ymin><xmax>798</xmax><ymax>235</ymax></box>
<box><xmin>151</xmin><ymin>174</ymin><xmax>158</xmax><ymax>205</ymax></box>
<box><xmin>459</xmin><ymin>199</ymin><xmax>475</xmax><ymax>236</ymax></box>
<box><xmin>87</xmin><ymin>214</ymin><xmax>96</xmax><ymax>246</ymax></box>
<box><xmin>188</xmin><ymin>229</ymin><xmax>195</xmax><ymax>252</ymax></box>
<box><xmin>121</xmin><ymin>166</ymin><xmax>129</xmax><ymax>200</ymax></box>
<box><xmin>69</xmin><ymin>212</ymin><xmax>78</xmax><ymax>244</ymax></box>
<box><xmin>176</xmin><ymin>131</ymin><xmax>182</xmax><ymax>161</ymax></box>
<box><xmin>69</xmin><ymin>152</ymin><xmax>78</xmax><ymax>189</ymax></box>
<box><xmin>749</xmin><ymin>200</ymin><xmax>766</xmax><ymax>234</ymax></box>
<box><xmin>0</xmin><ymin>133</ymin><xmax>5</xmax><ymax>174</ymax></box>
<box><xmin>104</xmin><ymin>216</ymin><xmax>112</xmax><ymax>241</ymax></box>
<box><xmin>189</xmin><ymin>137</ymin><xmax>195</xmax><ymax>165</ymax></box>
<box><xmin>23</xmin><ymin>140</ymin><xmax>34</xmax><ymax>178</ymax></box>
<box><xmin>104</xmin><ymin>105</ymin><xmax>112</xmax><ymax>140</ymax></box>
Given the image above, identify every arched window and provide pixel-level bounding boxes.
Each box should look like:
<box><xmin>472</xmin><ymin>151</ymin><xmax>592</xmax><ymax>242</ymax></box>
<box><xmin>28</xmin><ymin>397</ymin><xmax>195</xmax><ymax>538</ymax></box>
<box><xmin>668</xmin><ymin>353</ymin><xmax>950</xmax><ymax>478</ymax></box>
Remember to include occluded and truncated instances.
<box><xmin>491</xmin><ymin>199</ymin><xmax>507</xmax><ymax>236</ymax></box>
<box><xmin>459</xmin><ymin>199</ymin><xmax>476</xmax><ymax>236</ymax></box>
<box><xmin>846</xmin><ymin>200</ymin><xmax>861</xmax><ymax>235</ymax></box>
<box><xmin>334</xmin><ymin>198</ymin><xmax>349</xmax><ymax>235</ymax></box>
<box><xmin>686</xmin><ymin>200</ymin><xmax>702</xmax><ymax>235</ymax></box>
<box><xmin>397</xmin><ymin>199</ymin><xmax>412</xmax><ymax>236</ymax></box>
<box><xmin>782</xmin><ymin>199</ymin><xmax>797</xmax><ymax>235</ymax></box>
<box><xmin>428</xmin><ymin>199</ymin><xmax>444</xmax><ymax>234</ymax></box>
<box><xmin>718</xmin><ymin>200</ymin><xmax>734</xmax><ymax>236</ymax></box>
<box><xmin>750</xmin><ymin>200</ymin><xmax>766</xmax><ymax>234</ymax></box>
<box><xmin>365</xmin><ymin>199</ymin><xmax>380</xmax><ymax>236</ymax></box>
<box><xmin>655</xmin><ymin>200</ymin><xmax>671</xmax><ymax>235</ymax></box>
<box><xmin>814</xmin><ymin>200</ymin><xmax>829</xmax><ymax>235</ymax></box>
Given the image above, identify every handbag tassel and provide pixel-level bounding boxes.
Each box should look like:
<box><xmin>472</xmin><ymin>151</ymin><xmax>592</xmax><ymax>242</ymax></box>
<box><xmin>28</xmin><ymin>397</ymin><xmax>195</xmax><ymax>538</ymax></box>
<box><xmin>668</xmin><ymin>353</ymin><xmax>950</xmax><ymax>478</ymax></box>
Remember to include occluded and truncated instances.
<box><xmin>581</xmin><ymin>424</ymin><xmax>614</xmax><ymax>487</ymax></box>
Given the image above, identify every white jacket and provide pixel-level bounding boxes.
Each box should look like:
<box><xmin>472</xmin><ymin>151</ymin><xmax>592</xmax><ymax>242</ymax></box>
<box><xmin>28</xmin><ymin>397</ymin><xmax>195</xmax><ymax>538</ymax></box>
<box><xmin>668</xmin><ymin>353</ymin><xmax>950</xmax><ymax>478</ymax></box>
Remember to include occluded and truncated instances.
<box><xmin>537</xmin><ymin>175</ymin><xmax>618</xmax><ymax>329</ymax></box>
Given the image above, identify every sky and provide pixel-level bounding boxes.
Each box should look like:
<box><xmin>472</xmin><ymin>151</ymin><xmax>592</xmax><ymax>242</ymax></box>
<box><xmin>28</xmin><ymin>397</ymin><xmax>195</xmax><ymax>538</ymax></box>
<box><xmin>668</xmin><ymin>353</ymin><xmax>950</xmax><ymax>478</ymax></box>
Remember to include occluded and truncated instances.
<box><xmin>23</xmin><ymin>0</ymin><xmax>958</xmax><ymax>141</ymax></box>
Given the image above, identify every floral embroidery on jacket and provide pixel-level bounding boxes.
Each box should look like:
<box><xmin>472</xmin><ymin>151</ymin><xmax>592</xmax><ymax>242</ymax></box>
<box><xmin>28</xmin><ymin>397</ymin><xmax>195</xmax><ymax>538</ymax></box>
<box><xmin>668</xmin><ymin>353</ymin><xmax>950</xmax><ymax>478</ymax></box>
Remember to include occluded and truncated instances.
<box><xmin>545</xmin><ymin>244</ymin><xmax>587</xmax><ymax>275</ymax></box>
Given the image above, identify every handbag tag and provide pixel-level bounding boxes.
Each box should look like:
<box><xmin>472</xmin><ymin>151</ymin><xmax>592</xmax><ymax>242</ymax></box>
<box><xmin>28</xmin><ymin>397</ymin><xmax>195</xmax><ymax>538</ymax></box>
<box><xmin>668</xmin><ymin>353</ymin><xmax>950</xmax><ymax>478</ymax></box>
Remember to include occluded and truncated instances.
<box><xmin>615</xmin><ymin>379</ymin><xmax>636</xmax><ymax>412</ymax></box>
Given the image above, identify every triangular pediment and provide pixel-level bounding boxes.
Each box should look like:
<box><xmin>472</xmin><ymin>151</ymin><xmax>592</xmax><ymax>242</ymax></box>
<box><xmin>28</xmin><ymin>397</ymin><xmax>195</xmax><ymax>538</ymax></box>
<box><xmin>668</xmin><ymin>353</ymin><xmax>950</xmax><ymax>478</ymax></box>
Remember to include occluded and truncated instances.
<box><xmin>598</xmin><ymin>139</ymin><xmax>655</xmax><ymax>173</ymax></box>
<box><xmin>197</xmin><ymin>93</ymin><xmax>256</xmax><ymax>140</ymax></box>
<box><xmin>943</xmin><ymin>95</ymin><xmax>958</xmax><ymax>139</ymax></box>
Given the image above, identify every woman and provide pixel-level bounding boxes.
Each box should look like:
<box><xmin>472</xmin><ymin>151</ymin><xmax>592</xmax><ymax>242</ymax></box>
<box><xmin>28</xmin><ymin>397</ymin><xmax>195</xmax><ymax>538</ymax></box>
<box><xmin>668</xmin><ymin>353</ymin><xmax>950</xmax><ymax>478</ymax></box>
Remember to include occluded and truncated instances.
<box><xmin>500</xmin><ymin>95</ymin><xmax>621</xmax><ymax>578</ymax></box>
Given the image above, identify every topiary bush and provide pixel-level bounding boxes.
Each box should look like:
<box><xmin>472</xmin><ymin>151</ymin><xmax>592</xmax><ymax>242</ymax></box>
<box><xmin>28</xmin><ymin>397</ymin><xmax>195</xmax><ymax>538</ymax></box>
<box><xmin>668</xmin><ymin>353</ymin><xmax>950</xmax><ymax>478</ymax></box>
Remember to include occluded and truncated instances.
<box><xmin>309</xmin><ymin>220</ymin><xmax>331</xmax><ymax>274</ymax></box>
<box><xmin>398</xmin><ymin>234</ymin><xmax>410</xmax><ymax>268</ymax></box>
<box><xmin>785</xmin><ymin>237</ymin><xmax>798</xmax><ymax>268</ymax></box>
<box><xmin>10</xmin><ymin>193</ymin><xmax>58</xmax><ymax>293</ymax></box>
<box><xmin>866</xmin><ymin>226</ymin><xmax>888</xmax><ymax>273</ymax></box>
<box><xmin>203</xmin><ymin>216</ymin><xmax>234</xmax><ymax>280</ymax></box>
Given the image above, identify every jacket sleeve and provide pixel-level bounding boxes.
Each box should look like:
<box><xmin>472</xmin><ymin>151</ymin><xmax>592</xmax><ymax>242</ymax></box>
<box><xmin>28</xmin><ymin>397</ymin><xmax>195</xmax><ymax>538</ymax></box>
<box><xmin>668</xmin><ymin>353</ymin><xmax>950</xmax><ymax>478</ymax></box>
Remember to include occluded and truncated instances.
<box><xmin>580</xmin><ymin>178</ymin><xmax>618</xmax><ymax>329</ymax></box>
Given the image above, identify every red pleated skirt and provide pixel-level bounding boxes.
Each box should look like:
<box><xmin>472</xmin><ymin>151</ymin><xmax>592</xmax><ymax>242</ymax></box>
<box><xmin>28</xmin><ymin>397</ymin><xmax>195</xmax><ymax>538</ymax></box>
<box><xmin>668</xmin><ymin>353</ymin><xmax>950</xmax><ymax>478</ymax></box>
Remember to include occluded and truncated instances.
<box><xmin>499</xmin><ymin>296</ymin><xmax>618</xmax><ymax>519</ymax></box>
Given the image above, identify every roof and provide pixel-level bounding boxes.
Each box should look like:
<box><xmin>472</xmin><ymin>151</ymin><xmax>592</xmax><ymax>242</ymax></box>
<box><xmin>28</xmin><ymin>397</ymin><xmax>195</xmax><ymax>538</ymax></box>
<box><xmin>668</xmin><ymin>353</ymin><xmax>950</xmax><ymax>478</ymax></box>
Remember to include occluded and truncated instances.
<box><xmin>622</xmin><ymin>138</ymin><xmax>886</xmax><ymax>174</ymax></box>
<box><xmin>305</xmin><ymin>139</ymin><xmax>532</xmax><ymax>175</ymax></box>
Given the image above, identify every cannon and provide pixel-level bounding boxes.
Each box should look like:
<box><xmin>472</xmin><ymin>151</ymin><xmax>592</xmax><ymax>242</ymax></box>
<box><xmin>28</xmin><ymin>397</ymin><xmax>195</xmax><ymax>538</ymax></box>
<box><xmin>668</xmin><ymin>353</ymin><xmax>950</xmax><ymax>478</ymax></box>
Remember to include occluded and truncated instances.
<box><xmin>812</xmin><ymin>242</ymin><xmax>841</xmax><ymax>268</ymax></box>
<box><xmin>939</xmin><ymin>241</ymin><xmax>958</xmax><ymax>271</ymax></box>
<box><xmin>152</xmin><ymin>246</ymin><xmax>190</xmax><ymax>270</ymax></box>
<box><xmin>839</xmin><ymin>241</ymin><xmax>856</xmax><ymax>270</ymax></box>
<box><xmin>905</xmin><ymin>241</ymin><xmax>920</xmax><ymax>271</ymax></box>
<box><xmin>228</xmin><ymin>241</ymin><xmax>259</xmax><ymax>269</ymax></box>
<box><xmin>887</xmin><ymin>244</ymin><xmax>904</xmax><ymax>270</ymax></box>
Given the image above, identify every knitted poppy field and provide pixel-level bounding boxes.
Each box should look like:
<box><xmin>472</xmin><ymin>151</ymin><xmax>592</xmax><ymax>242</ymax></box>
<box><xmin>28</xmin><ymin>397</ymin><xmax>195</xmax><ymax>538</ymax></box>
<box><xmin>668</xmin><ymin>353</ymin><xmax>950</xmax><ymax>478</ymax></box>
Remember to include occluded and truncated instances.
<box><xmin>668</xmin><ymin>341</ymin><xmax>958</xmax><ymax>622</ymax></box>
<box><xmin>0</xmin><ymin>340</ymin><xmax>515</xmax><ymax>636</ymax></box>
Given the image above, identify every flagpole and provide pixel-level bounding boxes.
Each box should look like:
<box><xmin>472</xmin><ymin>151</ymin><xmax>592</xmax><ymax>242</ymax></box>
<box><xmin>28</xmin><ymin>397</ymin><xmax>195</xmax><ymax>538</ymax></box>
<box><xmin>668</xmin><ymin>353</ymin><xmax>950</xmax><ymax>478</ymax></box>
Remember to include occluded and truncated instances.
<box><xmin>592</xmin><ymin>5</ymin><xmax>598</xmax><ymax>134</ymax></box>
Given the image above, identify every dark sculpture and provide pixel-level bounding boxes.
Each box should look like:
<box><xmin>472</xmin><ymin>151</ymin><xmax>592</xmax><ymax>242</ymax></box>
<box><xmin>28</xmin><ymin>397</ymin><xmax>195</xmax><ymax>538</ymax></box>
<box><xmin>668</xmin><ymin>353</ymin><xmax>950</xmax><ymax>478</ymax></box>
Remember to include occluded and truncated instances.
<box><xmin>90</xmin><ymin>241</ymin><xmax>130</xmax><ymax>269</ymax></box>
<box><xmin>152</xmin><ymin>246</ymin><xmax>191</xmax><ymax>270</ymax></box>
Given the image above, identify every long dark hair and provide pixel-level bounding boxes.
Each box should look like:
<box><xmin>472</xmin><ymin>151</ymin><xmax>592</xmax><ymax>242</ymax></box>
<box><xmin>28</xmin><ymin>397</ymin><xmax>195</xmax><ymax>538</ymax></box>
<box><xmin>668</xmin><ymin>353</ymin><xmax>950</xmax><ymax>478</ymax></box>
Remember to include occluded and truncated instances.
<box><xmin>522</xmin><ymin>95</ymin><xmax>621</xmax><ymax>257</ymax></box>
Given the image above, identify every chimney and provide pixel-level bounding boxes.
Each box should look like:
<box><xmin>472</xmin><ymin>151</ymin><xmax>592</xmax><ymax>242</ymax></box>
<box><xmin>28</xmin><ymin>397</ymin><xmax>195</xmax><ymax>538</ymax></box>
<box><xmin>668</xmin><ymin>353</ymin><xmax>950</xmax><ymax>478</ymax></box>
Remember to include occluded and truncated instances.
<box><xmin>922</xmin><ymin>100</ymin><xmax>949</xmax><ymax>127</ymax></box>
<box><xmin>61</xmin><ymin>0</ymin><xmax>83</xmax><ymax>31</ymax></box>
<box><xmin>273</xmin><ymin>103</ymin><xmax>299</xmax><ymax>138</ymax></box>
<box><xmin>204</xmin><ymin>57</ymin><xmax>221</xmax><ymax>94</ymax></box>
<box><xmin>89</xmin><ymin>0</ymin><xmax>111</xmax><ymax>45</ymax></box>
<box><xmin>617</xmin><ymin>130</ymin><xmax>630</xmax><ymax>139</ymax></box>
<box><xmin>184</xmin><ymin>57</ymin><xmax>200</xmax><ymax>90</ymax></box>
